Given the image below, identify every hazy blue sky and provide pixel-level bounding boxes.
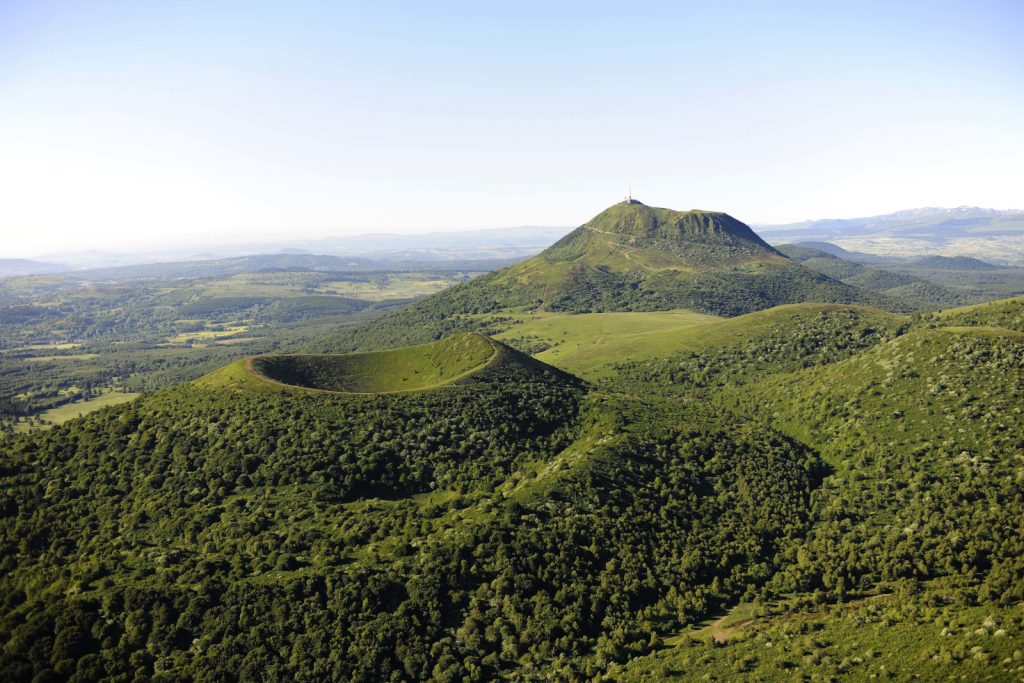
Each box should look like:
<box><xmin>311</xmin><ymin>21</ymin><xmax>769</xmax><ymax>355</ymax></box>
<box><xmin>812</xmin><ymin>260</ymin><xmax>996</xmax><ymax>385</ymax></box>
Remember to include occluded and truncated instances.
<box><xmin>2</xmin><ymin>0</ymin><xmax>1022</xmax><ymax>256</ymax></box>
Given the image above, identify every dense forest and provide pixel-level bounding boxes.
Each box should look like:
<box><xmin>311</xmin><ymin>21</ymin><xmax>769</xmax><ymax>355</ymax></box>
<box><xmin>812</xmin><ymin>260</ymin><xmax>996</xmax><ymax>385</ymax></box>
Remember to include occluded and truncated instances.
<box><xmin>0</xmin><ymin>339</ymin><xmax>831</xmax><ymax>680</ymax></box>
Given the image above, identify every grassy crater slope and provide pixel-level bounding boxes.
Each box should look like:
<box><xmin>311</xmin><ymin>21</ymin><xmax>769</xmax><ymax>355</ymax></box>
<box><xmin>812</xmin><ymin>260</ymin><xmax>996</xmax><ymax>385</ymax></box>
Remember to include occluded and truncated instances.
<box><xmin>250</xmin><ymin>332</ymin><xmax>497</xmax><ymax>393</ymax></box>
<box><xmin>338</xmin><ymin>201</ymin><xmax>902</xmax><ymax>350</ymax></box>
<box><xmin>198</xmin><ymin>331</ymin><xmax>579</xmax><ymax>395</ymax></box>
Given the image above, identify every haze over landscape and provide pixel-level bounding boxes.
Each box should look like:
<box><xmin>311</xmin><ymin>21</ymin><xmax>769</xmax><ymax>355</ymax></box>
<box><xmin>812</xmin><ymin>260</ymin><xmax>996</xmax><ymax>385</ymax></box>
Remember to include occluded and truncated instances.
<box><xmin>2</xmin><ymin>2</ymin><xmax>1024</xmax><ymax>682</ymax></box>
<box><xmin>2</xmin><ymin>1</ymin><xmax>1022</xmax><ymax>255</ymax></box>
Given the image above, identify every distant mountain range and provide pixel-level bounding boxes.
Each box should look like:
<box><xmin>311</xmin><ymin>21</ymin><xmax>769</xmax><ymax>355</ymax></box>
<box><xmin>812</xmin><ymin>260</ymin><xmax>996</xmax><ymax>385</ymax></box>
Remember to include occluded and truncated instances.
<box><xmin>5</xmin><ymin>206</ymin><xmax>1023</xmax><ymax>279</ymax></box>
<box><xmin>756</xmin><ymin>206</ymin><xmax>1024</xmax><ymax>264</ymax></box>
<box><xmin>7</xmin><ymin>225</ymin><xmax>571</xmax><ymax>276</ymax></box>
<box><xmin>756</xmin><ymin>206</ymin><xmax>1024</xmax><ymax>241</ymax></box>
<box><xmin>0</xmin><ymin>258</ymin><xmax>68</xmax><ymax>277</ymax></box>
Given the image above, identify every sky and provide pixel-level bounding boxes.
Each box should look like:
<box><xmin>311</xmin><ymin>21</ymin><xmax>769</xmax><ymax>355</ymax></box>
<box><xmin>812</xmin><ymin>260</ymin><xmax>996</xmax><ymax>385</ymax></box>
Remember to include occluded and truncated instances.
<box><xmin>1</xmin><ymin>0</ymin><xmax>1022</xmax><ymax>257</ymax></box>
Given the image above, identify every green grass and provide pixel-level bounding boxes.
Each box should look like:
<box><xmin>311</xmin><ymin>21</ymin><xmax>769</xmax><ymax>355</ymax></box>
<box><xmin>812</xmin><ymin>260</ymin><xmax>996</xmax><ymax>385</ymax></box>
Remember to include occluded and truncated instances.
<box><xmin>24</xmin><ymin>353</ymin><xmax>100</xmax><ymax>362</ymax></box>
<box><xmin>489</xmin><ymin>309</ymin><xmax>720</xmax><ymax>378</ymax></box>
<box><xmin>166</xmin><ymin>324</ymin><xmax>250</xmax><ymax>344</ymax></box>
<box><xmin>656</xmin><ymin>302</ymin><xmax>902</xmax><ymax>349</ymax></box>
<box><xmin>7</xmin><ymin>342</ymin><xmax>81</xmax><ymax>352</ymax></box>
<box><xmin>319</xmin><ymin>275</ymin><xmax>459</xmax><ymax>301</ymax></box>
<box><xmin>41</xmin><ymin>391</ymin><xmax>141</xmax><ymax>422</ymax></box>
<box><xmin>200</xmin><ymin>332</ymin><xmax>500</xmax><ymax>394</ymax></box>
<box><xmin>14</xmin><ymin>391</ymin><xmax>141</xmax><ymax>432</ymax></box>
<box><xmin>491</xmin><ymin>303</ymin><xmax>900</xmax><ymax>379</ymax></box>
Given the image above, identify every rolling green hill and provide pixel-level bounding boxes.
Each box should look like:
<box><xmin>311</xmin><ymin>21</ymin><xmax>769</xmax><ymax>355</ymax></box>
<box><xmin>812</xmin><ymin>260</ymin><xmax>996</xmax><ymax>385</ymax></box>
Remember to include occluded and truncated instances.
<box><xmin>736</xmin><ymin>324</ymin><xmax>1023</xmax><ymax>456</ymax></box>
<box><xmin>341</xmin><ymin>201</ymin><xmax>902</xmax><ymax>350</ymax></box>
<box><xmin>923</xmin><ymin>294</ymin><xmax>1024</xmax><ymax>332</ymax></box>
<box><xmin>909</xmin><ymin>254</ymin><xmax>1005</xmax><ymax>270</ymax></box>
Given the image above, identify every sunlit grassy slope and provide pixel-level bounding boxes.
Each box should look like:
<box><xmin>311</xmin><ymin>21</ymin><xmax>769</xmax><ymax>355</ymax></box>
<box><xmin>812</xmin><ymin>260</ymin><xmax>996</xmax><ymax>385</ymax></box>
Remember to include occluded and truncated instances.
<box><xmin>619</xmin><ymin>590</ymin><xmax>1024</xmax><ymax>681</ymax></box>
<box><xmin>490</xmin><ymin>309</ymin><xmax>719</xmax><ymax>377</ymax></box>
<box><xmin>492</xmin><ymin>303</ymin><xmax>901</xmax><ymax>379</ymax></box>
<box><xmin>734</xmin><ymin>323</ymin><xmax>1024</xmax><ymax>458</ymax></box>
<box><xmin>13</xmin><ymin>391</ymin><xmax>141</xmax><ymax>432</ymax></box>
<box><xmin>199</xmin><ymin>332</ymin><xmax>500</xmax><ymax>394</ymax></box>
<box><xmin>924</xmin><ymin>294</ymin><xmax>1024</xmax><ymax>331</ymax></box>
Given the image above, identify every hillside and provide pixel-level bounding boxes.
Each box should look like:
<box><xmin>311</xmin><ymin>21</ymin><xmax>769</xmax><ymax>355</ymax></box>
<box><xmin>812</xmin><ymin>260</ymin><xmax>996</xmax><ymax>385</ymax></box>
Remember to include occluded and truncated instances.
<box><xmin>201</xmin><ymin>332</ymin><xmax>497</xmax><ymax>394</ymax></box>
<box><xmin>3</xmin><ymin>268</ymin><xmax>1023</xmax><ymax>680</ymax></box>
<box><xmin>923</xmin><ymin>294</ymin><xmax>1024</xmax><ymax>331</ymax></box>
<box><xmin>778</xmin><ymin>243</ymin><xmax>982</xmax><ymax>309</ymax></box>
<box><xmin>604</xmin><ymin>303</ymin><xmax>907</xmax><ymax>392</ymax></box>
<box><xmin>490</xmin><ymin>303</ymin><xmax>900</xmax><ymax>381</ymax></box>
<box><xmin>908</xmin><ymin>254</ymin><xmax>1004</xmax><ymax>270</ymax></box>
<box><xmin>341</xmin><ymin>201</ymin><xmax>900</xmax><ymax>350</ymax></box>
<box><xmin>0</xmin><ymin>334</ymin><xmax>825</xmax><ymax>680</ymax></box>
<box><xmin>601</xmin><ymin>298</ymin><xmax>1024</xmax><ymax>680</ymax></box>
<box><xmin>782</xmin><ymin>240</ymin><xmax>882</xmax><ymax>261</ymax></box>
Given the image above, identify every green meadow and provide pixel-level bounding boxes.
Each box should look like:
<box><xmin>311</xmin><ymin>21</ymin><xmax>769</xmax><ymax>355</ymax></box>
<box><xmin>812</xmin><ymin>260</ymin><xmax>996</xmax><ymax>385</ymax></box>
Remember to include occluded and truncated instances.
<box><xmin>14</xmin><ymin>391</ymin><xmax>140</xmax><ymax>432</ymax></box>
<box><xmin>489</xmin><ymin>309</ymin><xmax>719</xmax><ymax>377</ymax></box>
<box><xmin>489</xmin><ymin>302</ymin><xmax>901</xmax><ymax>379</ymax></box>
